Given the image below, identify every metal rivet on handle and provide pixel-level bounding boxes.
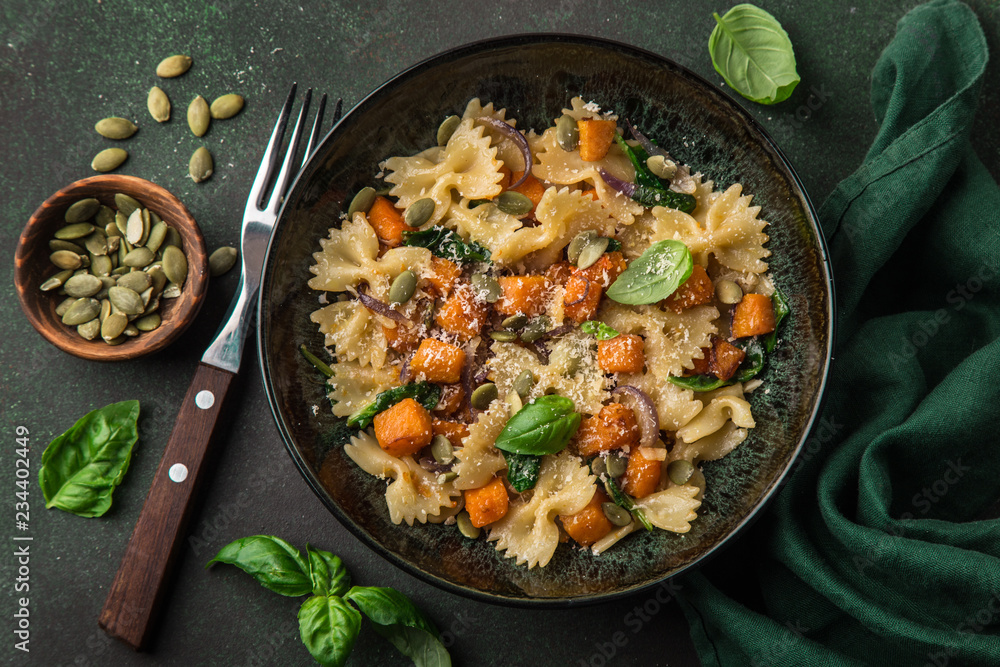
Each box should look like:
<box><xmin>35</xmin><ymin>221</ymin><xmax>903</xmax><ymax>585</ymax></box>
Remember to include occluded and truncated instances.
<box><xmin>195</xmin><ymin>390</ymin><xmax>215</xmax><ymax>409</ymax></box>
<box><xmin>168</xmin><ymin>463</ymin><xmax>189</xmax><ymax>483</ymax></box>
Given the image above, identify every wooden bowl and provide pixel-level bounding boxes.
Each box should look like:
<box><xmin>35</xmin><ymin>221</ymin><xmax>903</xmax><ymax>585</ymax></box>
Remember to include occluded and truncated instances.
<box><xmin>14</xmin><ymin>175</ymin><xmax>209</xmax><ymax>361</ymax></box>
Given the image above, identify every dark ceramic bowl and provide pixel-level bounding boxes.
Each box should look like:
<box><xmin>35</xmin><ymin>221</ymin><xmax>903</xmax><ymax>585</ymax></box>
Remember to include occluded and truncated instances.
<box><xmin>259</xmin><ymin>34</ymin><xmax>834</xmax><ymax>605</ymax></box>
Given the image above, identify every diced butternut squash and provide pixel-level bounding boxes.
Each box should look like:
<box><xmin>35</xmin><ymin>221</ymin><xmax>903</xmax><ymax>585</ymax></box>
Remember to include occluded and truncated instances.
<box><xmin>423</xmin><ymin>256</ymin><xmax>461</xmax><ymax>298</ymax></box>
<box><xmin>497</xmin><ymin>275</ymin><xmax>551</xmax><ymax>317</ymax></box>
<box><xmin>545</xmin><ymin>261</ymin><xmax>574</xmax><ymax>286</ymax></box>
<box><xmin>689</xmin><ymin>347</ymin><xmax>712</xmax><ymax>376</ymax></box>
<box><xmin>622</xmin><ymin>447</ymin><xmax>661</xmax><ymax>499</ymax></box>
<box><xmin>560</xmin><ymin>488</ymin><xmax>613</xmax><ymax>547</ymax></box>
<box><xmin>710</xmin><ymin>337</ymin><xmax>746</xmax><ymax>381</ymax></box>
<box><xmin>507</xmin><ymin>171</ymin><xmax>547</xmax><ymax>208</ymax></box>
<box><xmin>580</xmin><ymin>251</ymin><xmax>628</xmax><ymax>288</ymax></box>
<box><xmin>410</xmin><ymin>338</ymin><xmax>466</xmax><ymax>383</ymax></box>
<box><xmin>433</xmin><ymin>383</ymin><xmax>465</xmax><ymax>415</ymax></box>
<box><xmin>497</xmin><ymin>165</ymin><xmax>512</xmax><ymax>190</ymax></box>
<box><xmin>665</xmin><ymin>264</ymin><xmax>714</xmax><ymax>313</ymax></box>
<box><xmin>574</xmin><ymin>402</ymin><xmax>640</xmax><ymax>457</ymax></box>
<box><xmin>367</xmin><ymin>196</ymin><xmax>408</xmax><ymax>248</ymax></box>
<box><xmin>732</xmin><ymin>293</ymin><xmax>776</xmax><ymax>338</ymax></box>
<box><xmin>382</xmin><ymin>323</ymin><xmax>421</xmax><ymax>353</ymax></box>
<box><xmin>577</xmin><ymin>119</ymin><xmax>617</xmax><ymax>162</ymax></box>
<box><xmin>432</xmin><ymin>419</ymin><xmax>469</xmax><ymax>447</ymax></box>
<box><xmin>597</xmin><ymin>334</ymin><xmax>645</xmax><ymax>374</ymax></box>
<box><xmin>581</xmin><ymin>187</ymin><xmax>600</xmax><ymax>201</ymax></box>
<box><xmin>563</xmin><ymin>252</ymin><xmax>628</xmax><ymax>323</ymax></box>
<box><xmin>435</xmin><ymin>283</ymin><xmax>488</xmax><ymax>340</ymax></box>
<box><xmin>373</xmin><ymin>398</ymin><xmax>433</xmax><ymax>458</ymax></box>
<box><xmin>465</xmin><ymin>476</ymin><xmax>509</xmax><ymax>527</ymax></box>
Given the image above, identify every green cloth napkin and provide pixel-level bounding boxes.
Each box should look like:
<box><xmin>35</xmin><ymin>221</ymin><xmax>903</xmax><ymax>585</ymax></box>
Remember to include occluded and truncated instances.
<box><xmin>678</xmin><ymin>1</ymin><xmax>1000</xmax><ymax>665</ymax></box>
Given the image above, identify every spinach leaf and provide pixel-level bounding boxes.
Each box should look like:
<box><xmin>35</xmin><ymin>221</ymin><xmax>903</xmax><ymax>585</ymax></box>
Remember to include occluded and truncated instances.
<box><xmin>347</xmin><ymin>382</ymin><xmax>441</xmax><ymax>429</ymax></box>
<box><xmin>39</xmin><ymin>400</ymin><xmax>140</xmax><ymax>518</ymax></box>
<box><xmin>603</xmin><ymin>477</ymin><xmax>653</xmax><ymax>531</ymax></box>
<box><xmin>630</xmin><ymin>185</ymin><xmax>697</xmax><ymax>212</ymax></box>
<box><xmin>613</xmin><ymin>134</ymin><xmax>662</xmax><ymax>190</ymax></box>
<box><xmin>606</xmin><ymin>238</ymin><xmax>622</xmax><ymax>253</ymax></box>
<box><xmin>708</xmin><ymin>4</ymin><xmax>800</xmax><ymax>105</ymax></box>
<box><xmin>735</xmin><ymin>337</ymin><xmax>766</xmax><ymax>382</ymax></box>
<box><xmin>580</xmin><ymin>320</ymin><xmax>621</xmax><ymax>341</ymax></box>
<box><xmin>298</xmin><ymin>595</ymin><xmax>361</xmax><ymax>667</ymax></box>
<box><xmin>502</xmin><ymin>450</ymin><xmax>542</xmax><ymax>492</ymax></box>
<box><xmin>494</xmin><ymin>395</ymin><xmax>581</xmax><ymax>456</ymax></box>
<box><xmin>667</xmin><ymin>374</ymin><xmax>729</xmax><ymax>392</ymax></box>
<box><xmin>207</xmin><ymin>535</ymin><xmax>312</xmax><ymax>597</ymax></box>
<box><xmin>607</xmin><ymin>240</ymin><xmax>693</xmax><ymax>305</ymax></box>
<box><xmin>763</xmin><ymin>285</ymin><xmax>789</xmax><ymax>352</ymax></box>
<box><xmin>306</xmin><ymin>545</ymin><xmax>351</xmax><ymax>597</ymax></box>
<box><xmin>346</xmin><ymin>586</ymin><xmax>451</xmax><ymax>667</ymax></box>
<box><xmin>403</xmin><ymin>226</ymin><xmax>491</xmax><ymax>264</ymax></box>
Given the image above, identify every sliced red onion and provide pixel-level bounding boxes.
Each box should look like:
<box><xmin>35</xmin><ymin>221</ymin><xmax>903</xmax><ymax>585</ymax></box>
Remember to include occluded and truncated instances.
<box><xmin>460</xmin><ymin>340</ymin><xmax>479</xmax><ymax>415</ymax></box>
<box><xmin>624</xmin><ymin>117</ymin><xmax>670</xmax><ymax>159</ymax></box>
<box><xmin>612</xmin><ymin>385</ymin><xmax>659</xmax><ymax>449</ymax></box>
<box><xmin>357</xmin><ymin>290</ymin><xmax>409</xmax><ymax>324</ymax></box>
<box><xmin>564</xmin><ymin>275</ymin><xmax>591</xmax><ymax>306</ymax></box>
<box><xmin>476</xmin><ymin>116</ymin><xmax>532</xmax><ymax>188</ymax></box>
<box><xmin>542</xmin><ymin>324</ymin><xmax>574</xmax><ymax>339</ymax></box>
<box><xmin>598</xmin><ymin>168</ymin><xmax>637</xmax><ymax>199</ymax></box>
<box><xmin>398</xmin><ymin>351</ymin><xmax>414</xmax><ymax>384</ymax></box>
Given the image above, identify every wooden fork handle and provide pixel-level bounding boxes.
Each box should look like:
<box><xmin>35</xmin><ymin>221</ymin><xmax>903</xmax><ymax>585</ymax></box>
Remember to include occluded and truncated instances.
<box><xmin>99</xmin><ymin>362</ymin><xmax>236</xmax><ymax>650</ymax></box>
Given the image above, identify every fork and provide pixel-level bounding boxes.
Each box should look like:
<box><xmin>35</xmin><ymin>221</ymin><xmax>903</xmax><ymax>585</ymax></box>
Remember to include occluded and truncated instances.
<box><xmin>98</xmin><ymin>85</ymin><xmax>341</xmax><ymax>651</ymax></box>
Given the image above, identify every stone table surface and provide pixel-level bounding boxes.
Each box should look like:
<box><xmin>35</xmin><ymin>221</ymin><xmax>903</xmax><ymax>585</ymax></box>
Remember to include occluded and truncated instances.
<box><xmin>2</xmin><ymin>1</ymin><xmax>998</xmax><ymax>666</ymax></box>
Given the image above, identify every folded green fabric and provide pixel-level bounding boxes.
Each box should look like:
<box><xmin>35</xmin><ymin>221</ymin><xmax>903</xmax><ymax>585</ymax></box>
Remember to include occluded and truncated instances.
<box><xmin>678</xmin><ymin>1</ymin><xmax>1000</xmax><ymax>665</ymax></box>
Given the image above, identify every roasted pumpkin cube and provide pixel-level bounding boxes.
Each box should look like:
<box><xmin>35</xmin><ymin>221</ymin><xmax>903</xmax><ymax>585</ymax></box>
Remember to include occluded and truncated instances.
<box><xmin>574</xmin><ymin>402</ymin><xmax>640</xmax><ymax>457</ymax></box>
<box><xmin>410</xmin><ymin>338</ymin><xmax>466</xmax><ymax>384</ymax></box>
<box><xmin>560</xmin><ymin>488</ymin><xmax>614</xmax><ymax>546</ymax></box>
<box><xmin>497</xmin><ymin>275</ymin><xmax>552</xmax><ymax>317</ymax></box>
<box><xmin>465</xmin><ymin>476</ymin><xmax>509</xmax><ymax>527</ymax></box>
<box><xmin>432</xmin><ymin>419</ymin><xmax>469</xmax><ymax>448</ymax></box>
<box><xmin>577</xmin><ymin>119</ymin><xmax>618</xmax><ymax>162</ymax></box>
<box><xmin>382</xmin><ymin>323</ymin><xmax>421</xmax><ymax>353</ymax></box>
<box><xmin>545</xmin><ymin>261</ymin><xmax>574</xmax><ymax>285</ymax></box>
<box><xmin>622</xmin><ymin>447</ymin><xmax>661</xmax><ymax>499</ymax></box>
<box><xmin>373</xmin><ymin>397</ymin><xmax>433</xmax><ymax>458</ymax></box>
<box><xmin>665</xmin><ymin>264</ymin><xmax>714</xmax><ymax>313</ymax></box>
<box><xmin>367</xmin><ymin>196</ymin><xmax>408</xmax><ymax>248</ymax></box>
<box><xmin>732</xmin><ymin>293</ymin><xmax>776</xmax><ymax>338</ymax></box>
<box><xmin>710</xmin><ymin>337</ymin><xmax>746</xmax><ymax>381</ymax></box>
<box><xmin>580</xmin><ymin>251</ymin><xmax>628</xmax><ymax>288</ymax></box>
<box><xmin>563</xmin><ymin>272</ymin><xmax>603</xmax><ymax>324</ymax></box>
<box><xmin>435</xmin><ymin>283</ymin><xmax>488</xmax><ymax>340</ymax></box>
<box><xmin>432</xmin><ymin>383</ymin><xmax>465</xmax><ymax>415</ymax></box>
<box><xmin>597</xmin><ymin>334</ymin><xmax>645</xmax><ymax>374</ymax></box>
<box><xmin>422</xmin><ymin>256</ymin><xmax>461</xmax><ymax>298</ymax></box>
<box><xmin>507</xmin><ymin>171</ymin><xmax>547</xmax><ymax>208</ymax></box>
<box><xmin>688</xmin><ymin>346</ymin><xmax>712</xmax><ymax>376</ymax></box>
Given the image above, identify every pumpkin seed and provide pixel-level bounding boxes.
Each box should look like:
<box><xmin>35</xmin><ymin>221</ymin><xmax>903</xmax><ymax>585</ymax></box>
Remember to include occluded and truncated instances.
<box><xmin>456</xmin><ymin>512</ymin><xmax>481</xmax><ymax>539</ymax></box>
<box><xmin>77</xmin><ymin>318</ymin><xmax>101</xmax><ymax>341</ymax></box>
<box><xmin>65</xmin><ymin>198</ymin><xmax>100</xmax><ymax>223</ymax></box>
<box><xmin>602</xmin><ymin>502</ymin><xmax>632</xmax><ymax>527</ymax></box>
<box><xmin>106</xmin><ymin>236</ymin><xmax>121</xmax><ymax>254</ymax></box>
<box><xmin>667</xmin><ymin>460</ymin><xmax>695</xmax><ymax>486</ymax></box>
<box><xmin>567</xmin><ymin>230</ymin><xmax>599</xmax><ymax>264</ymax></box>
<box><xmin>147</xmin><ymin>85</ymin><xmax>171</xmax><ymax>122</ymax></box>
<box><xmin>512</xmin><ymin>369</ymin><xmax>534</xmax><ymax>398</ymax></box>
<box><xmin>124</xmin><ymin>247</ymin><xmax>154</xmax><ymax>268</ymax></box>
<box><xmin>41</xmin><ymin>269</ymin><xmax>74</xmax><ymax>292</ymax></box>
<box><xmin>577</xmin><ymin>236</ymin><xmax>609</xmax><ymax>270</ymax></box>
<box><xmin>208</xmin><ymin>246</ymin><xmax>237</xmax><ymax>276</ymax></box>
<box><xmin>471</xmin><ymin>383</ymin><xmax>498</xmax><ymax>410</ymax></box>
<box><xmin>388</xmin><ymin>270</ymin><xmax>417</xmax><ymax>304</ymax></box>
<box><xmin>111</xmin><ymin>266</ymin><xmax>129</xmax><ymax>276</ymax></box>
<box><xmin>142</xmin><ymin>295</ymin><xmax>160</xmax><ymax>316</ymax></box>
<box><xmin>591</xmin><ymin>457</ymin><xmax>607</xmax><ymax>477</ymax></box>
<box><xmin>108</xmin><ymin>286</ymin><xmax>144</xmax><ymax>315</ymax></box>
<box><xmin>64</xmin><ymin>274</ymin><xmax>103</xmax><ymax>298</ymax></box>
<box><xmin>436</xmin><ymin>115</ymin><xmax>460</xmax><ymax>146</ymax></box>
<box><xmin>101</xmin><ymin>312</ymin><xmax>128</xmax><ymax>340</ymax></box>
<box><xmin>50</xmin><ymin>250</ymin><xmax>83</xmax><ymax>270</ymax></box>
<box><xmin>163</xmin><ymin>226</ymin><xmax>182</xmax><ymax>249</ymax></box>
<box><xmin>146</xmin><ymin>221</ymin><xmax>168</xmax><ymax>253</ymax></box>
<box><xmin>54</xmin><ymin>223</ymin><xmax>96</xmax><ymax>240</ymax></box>
<box><xmin>104</xmin><ymin>335</ymin><xmax>126</xmax><ymax>346</ymax></box>
<box><xmin>495</xmin><ymin>191</ymin><xmax>533</xmax><ymax>216</ymax></box>
<box><xmin>95</xmin><ymin>205</ymin><xmax>115</xmax><ymax>228</ymax></box>
<box><xmin>430</xmin><ymin>434</ymin><xmax>455</xmax><ymax>465</ymax></box>
<box><xmin>99</xmin><ymin>298</ymin><xmax>112</xmax><ymax>322</ymax></box>
<box><xmin>187</xmin><ymin>95</ymin><xmax>210</xmax><ymax>137</ymax></box>
<box><xmin>505</xmin><ymin>389</ymin><xmax>523</xmax><ymax>414</ymax></box>
<box><xmin>347</xmin><ymin>187</ymin><xmax>376</xmax><ymax>217</ymax></box>
<box><xmin>470</xmin><ymin>273</ymin><xmax>502</xmax><ymax>303</ymax></box>
<box><xmin>162</xmin><ymin>246</ymin><xmax>187</xmax><ymax>286</ymax></box>
<box><xmin>135</xmin><ymin>313</ymin><xmax>161</xmax><ymax>331</ymax></box>
<box><xmin>62</xmin><ymin>298</ymin><xmax>100</xmax><ymax>325</ymax></box>
<box><xmin>210</xmin><ymin>93</ymin><xmax>244</xmax><ymax>119</ymax></box>
<box><xmin>138</xmin><ymin>287</ymin><xmax>154</xmax><ymax>308</ymax></box>
<box><xmin>91</xmin><ymin>148</ymin><xmax>128</xmax><ymax>172</ymax></box>
<box><xmin>115</xmin><ymin>194</ymin><xmax>141</xmax><ymax>217</ymax></box>
<box><xmin>606</xmin><ymin>454</ymin><xmax>628</xmax><ymax>479</ymax></box>
<box><xmin>55</xmin><ymin>296</ymin><xmax>76</xmax><ymax>317</ymax></box>
<box><xmin>189</xmin><ymin>146</ymin><xmax>214</xmax><ymax>183</ymax></box>
<box><xmin>123</xmin><ymin>323</ymin><xmax>139</xmax><ymax>337</ymax></box>
<box><xmin>489</xmin><ymin>330</ymin><xmax>517</xmax><ymax>342</ymax></box>
<box><xmin>94</xmin><ymin>117</ymin><xmax>138</xmax><ymax>140</ymax></box>
<box><xmin>156</xmin><ymin>54</ymin><xmax>192</xmax><ymax>78</ymax></box>
<box><xmin>91</xmin><ymin>255</ymin><xmax>112</xmax><ymax>277</ymax></box>
<box><xmin>556</xmin><ymin>114</ymin><xmax>579</xmax><ymax>151</ymax></box>
<box><xmin>501</xmin><ymin>314</ymin><xmax>528</xmax><ymax>330</ymax></box>
<box><xmin>161</xmin><ymin>283</ymin><xmax>181</xmax><ymax>299</ymax></box>
<box><xmin>436</xmin><ymin>471</ymin><xmax>458</xmax><ymax>485</ymax></box>
<box><xmin>139</xmin><ymin>209</ymin><xmax>151</xmax><ymax>246</ymax></box>
<box><xmin>84</xmin><ymin>232</ymin><xmax>108</xmax><ymax>256</ymax></box>
<box><xmin>519</xmin><ymin>316</ymin><xmax>550</xmax><ymax>343</ymax></box>
<box><xmin>715</xmin><ymin>279</ymin><xmax>743</xmax><ymax>304</ymax></box>
<box><xmin>404</xmin><ymin>197</ymin><xmax>435</xmax><ymax>227</ymax></box>
<box><xmin>646</xmin><ymin>155</ymin><xmax>677</xmax><ymax>180</ymax></box>
<box><xmin>49</xmin><ymin>239</ymin><xmax>85</xmax><ymax>253</ymax></box>
<box><xmin>117</xmin><ymin>270</ymin><xmax>151</xmax><ymax>293</ymax></box>
<box><xmin>147</xmin><ymin>265</ymin><xmax>168</xmax><ymax>293</ymax></box>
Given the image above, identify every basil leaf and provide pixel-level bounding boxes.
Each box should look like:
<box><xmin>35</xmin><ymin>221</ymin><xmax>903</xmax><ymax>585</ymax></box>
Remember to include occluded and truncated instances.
<box><xmin>346</xmin><ymin>586</ymin><xmax>451</xmax><ymax>667</ymax></box>
<box><xmin>207</xmin><ymin>535</ymin><xmax>312</xmax><ymax>597</ymax></box>
<box><xmin>763</xmin><ymin>285</ymin><xmax>790</xmax><ymax>352</ymax></box>
<box><xmin>347</xmin><ymin>382</ymin><xmax>441</xmax><ymax>429</ymax></box>
<box><xmin>580</xmin><ymin>320</ymin><xmax>620</xmax><ymax>341</ymax></box>
<box><xmin>502</xmin><ymin>450</ymin><xmax>542</xmax><ymax>492</ymax></box>
<box><xmin>298</xmin><ymin>595</ymin><xmax>361</xmax><ymax>667</ymax></box>
<box><xmin>607</xmin><ymin>240</ymin><xmax>693</xmax><ymax>305</ymax></box>
<box><xmin>494</xmin><ymin>395</ymin><xmax>581</xmax><ymax>456</ymax></box>
<box><xmin>667</xmin><ymin>374</ymin><xmax>729</xmax><ymax>392</ymax></box>
<box><xmin>38</xmin><ymin>400</ymin><xmax>140</xmax><ymax>518</ymax></box>
<box><xmin>403</xmin><ymin>225</ymin><xmax>491</xmax><ymax>264</ymax></box>
<box><xmin>708</xmin><ymin>4</ymin><xmax>800</xmax><ymax>105</ymax></box>
<box><xmin>603</xmin><ymin>477</ymin><xmax>652</xmax><ymax>531</ymax></box>
<box><xmin>306</xmin><ymin>544</ymin><xmax>351</xmax><ymax>597</ymax></box>
<box><xmin>613</xmin><ymin>134</ymin><xmax>662</xmax><ymax>190</ymax></box>
<box><xmin>735</xmin><ymin>337</ymin><xmax>766</xmax><ymax>383</ymax></box>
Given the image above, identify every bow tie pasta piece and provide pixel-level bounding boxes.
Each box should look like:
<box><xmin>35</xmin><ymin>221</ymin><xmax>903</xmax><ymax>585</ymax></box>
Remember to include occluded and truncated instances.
<box><xmin>326</xmin><ymin>361</ymin><xmax>399</xmax><ymax>418</ymax></box>
<box><xmin>633</xmin><ymin>484</ymin><xmax>701</xmax><ymax>533</ymax></box>
<box><xmin>617</xmin><ymin>371</ymin><xmax>704</xmax><ymax>431</ymax></box>
<box><xmin>461</xmin><ymin>98</ymin><xmax>529</xmax><ymax>174</ymax></box>
<box><xmin>452</xmin><ymin>402</ymin><xmax>510</xmax><ymax>491</ymax></box>
<box><xmin>675</xmin><ymin>383</ymin><xmax>756</xmax><ymax>445</ymax></box>
<box><xmin>310</xmin><ymin>300</ymin><xmax>389</xmax><ymax>370</ymax></box>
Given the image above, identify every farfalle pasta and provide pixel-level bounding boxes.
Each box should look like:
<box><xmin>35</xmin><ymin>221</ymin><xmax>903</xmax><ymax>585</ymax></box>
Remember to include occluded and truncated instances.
<box><xmin>307</xmin><ymin>97</ymin><xmax>787</xmax><ymax>567</ymax></box>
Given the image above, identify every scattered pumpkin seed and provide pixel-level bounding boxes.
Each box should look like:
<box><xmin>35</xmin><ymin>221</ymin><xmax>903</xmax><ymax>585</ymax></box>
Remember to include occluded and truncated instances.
<box><xmin>646</xmin><ymin>154</ymin><xmax>677</xmax><ymax>180</ymax></box>
<box><xmin>470</xmin><ymin>383</ymin><xmax>498</xmax><ymax>410</ymax></box>
<box><xmin>124</xmin><ymin>247</ymin><xmax>154</xmax><ymax>268</ymax></box>
<box><xmin>147</xmin><ymin>265</ymin><xmax>168</xmax><ymax>293</ymax></box>
<box><xmin>495</xmin><ymin>191</ymin><xmax>533</xmax><ymax>216</ymax></box>
<box><xmin>430</xmin><ymin>434</ymin><xmax>455</xmax><ymax>465</ymax></box>
<box><xmin>519</xmin><ymin>316</ymin><xmax>551</xmax><ymax>343</ymax></box>
<box><xmin>591</xmin><ymin>457</ymin><xmax>608</xmax><ymax>477</ymax></box>
<box><xmin>64</xmin><ymin>274</ymin><xmax>103</xmax><ymax>298</ymax></box>
<box><xmin>147</xmin><ymin>85</ymin><xmax>171</xmax><ymax>122</ymax></box>
<box><xmin>135</xmin><ymin>313</ymin><xmax>161</xmax><ymax>331</ymax></box>
<box><xmin>91</xmin><ymin>148</ymin><xmax>128</xmax><ymax>172</ymax></box>
<box><xmin>146</xmin><ymin>221</ymin><xmax>168</xmax><ymax>253</ymax></box>
<box><xmin>404</xmin><ymin>198</ymin><xmax>435</xmax><ymax>227</ymax></box>
<box><xmin>143</xmin><ymin>294</ymin><xmax>160</xmax><ymax>316</ymax></box>
<box><xmin>556</xmin><ymin>114</ymin><xmax>579</xmax><ymax>151</ymax></box>
<box><xmin>84</xmin><ymin>233</ymin><xmax>108</xmax><ymax>257</ymax></box>
<box><xmin>208</xmin><ymin>246</ymin><xmax>238</xmax><ymax>276</ymax></box>
<box><xmin>111</xmin><ymin>266</ymin><xmax>129</xmax><ymax>276</ymax></box>
<box><xmin>436</xmin><ymin>471</ymin><xmax>458</xmax><ymax>485</ymax></box>
<box><xmin>501</xmin><ymin>314</ymin><xmax>528</xmax><ymax>330</ymax></box>
<box><xmin>139</xmin><ymin>209</ymin><xmax>151</xmax><ymax>246</ymax></box>
<box><xmin>489</xmin><ymin>330</ymin><xmax>517</xmax><ymax>342</ymax></box>
<box><xmin>163</xmin><ymin>226</ymin><xmax>182</xmax><ymax>249</ymax></box>
<box><xmin>117</xmin><ymin>271</ymin><xmax>151</xmax><ymax>293</ymax></box>
<box><xmin>161</xmin><ymin>283</ymin><xmax>181</xmax><ymax>299</ymax></box>
<box><xmin>162</xmin><ymin>246</ymin><xmax>187</xmax><ymax>286</ymax></box>
<box><xmin>49</xmin><ymin>239</ymin><xmax>85</xmax><ymax>254</ymax></box>
<box><xmin>188</xmin><ymin>146</ymin><xmax>214</xmax><ymax>183</ymax></box>
<box><xmin>602</xmin><ymin>502</ymin><xmax>632</xmax><ymax>527</ymax></box>
<box><xmin>347</xmin><ymin>187</ymin><xmax>376</xmax><ymax>217</ymax></box>
<box><xmin>567</xmin><ymin>230</ymin><xmax>599</xmax><ymax>265</ymax></box>
<box><xmin>55</xmin><ymin>296</ymin><xmax>76</xmax><ymax>317</ymax></box>
<box><xmin>210</xmin><ymin>93</ymin><xmax>244</xmax><ymax>119</ymax></box>
<box><xmin>123</xmin><ymin>323</ymin><xmax>139</xmax><ymax>337</ymax></box>
<box><xmin>50</xmin><ymin>250</ymin><xmax>83</xmax><ymax>270</ymax></box>
<box><xmin>388</xmin><ymin>270</ymin><xmax>417</xmax><ymax>304</ymax></box>
<box><xmin>716</xmin><ymin>279</ymin><xmax>743</xmax><ymax>305</ymax></box>
<box><xmin>65</xmin><ymin>198</ymin><xmax>100</xmax><ymax>223</ymax></box>
<box><xmin>115</xmin><ymin>194</ymin><xmax>141</xmax><ymax>217</ymax></box>
<box><xmin>62</xmin><ymin>298</ymin><xmax>101</xmax><ymax>325</ymax></box>
<box><xmin>156</xmin><ymin>54</ymin><xmax>192</xmax><ymax>78</ymax></box>
<box><xmin>667</xmin><ymin>460</ymin><xmax>695</xmax><ymax>486</ymax></box>
<box><xmin>138</xmin><ymin>287</ymin><xmax>154</xmax><ymax>308</ymax></box>
<box><xmin>106</xmin><ymin>236</ymin><xmax>120</xmax><ymax>254</ymax></box>
<box><xmin>108</xmin><ymin>286</ymin><xmax>144</xmax><ymax>315</ymax></box>
<box><xmin>470</xmin><ymin>273</ymin><xmax>502</xmax><ymax>303</ymax></box>
<box><xmin>436</xmin><ymin>115</ymin><xmax>460</xmax><ymax>146</ymax></box>
<box><xmin>512</xmin><ymin>369</ymin><xmax>535</xmax><ymax>398</ymax></box>
<box><xmin>456</xmin><ymin>512</ymin><xmax>481</xmax><ymax>539</ymax></box>
<box><xmin>94</xmin><ymin>117</ymin><xmax>138</xmax><ymax>140</ymax></box>
<box><xmin>95</xmin><ymin>205</ymin><xmax>115</xmax><ymax>228</ymax></box>
<box><xmin>91</xmin><ymin>255</ymin><xmax>112</xmax><ymax>277</ymax></box>
<box><xmin>77</xmin><ymin>318</ymin><xmax>101</xmax><ymax>341</ymax></box>
<box><xmin>577</xmin><ymin>236</ymin><xmax>610</xmax><ymax>270</ymax></box>
<box><xmin>99</xmin><ymin>298</ymin><xmax>112</xmax><ymax>322</ymax></box>
<box><xmin>187</xmin><ymin>95</ymin><xmax>210</xmax><ymax>137</ymax></box>
<box><xmin>606</xmin><ymin>454</ymin><xmax>628</xmax><ymax>479</ymax></box>
<box><xmin>40</xmin><ymin>269</ymin><xmax>74</xmax><ymax>292</ymax></box>
<box><xmin>101</xmin><ymin>312</ymin><xmax>128</xmax><ymax>340</ymax></box>
<box><xmin>54</xmin><ymin>223</ymin><xmax>96</xmax><ymax>240</ymax></box>
<box><xmin>104</xmin><ymin>335</ymin><xmax>126</xmax><ymax>346</ymax></box>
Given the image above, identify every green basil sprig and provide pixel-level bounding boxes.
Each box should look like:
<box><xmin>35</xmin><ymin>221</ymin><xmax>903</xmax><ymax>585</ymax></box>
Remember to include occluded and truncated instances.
<box><xmin>613</xmin><ymin>134</ymin><xmax>664</xmax><ymax>190</ymax></box>
<box><xmin>708</xmin><ymin>4</ymin><xmax>800</xmax><ymax>105</ymax></box>
<box><xmin>502</xmin><ymin>450</ymin><xmax>542</xmax><ymax>492</ymax></box>
<box><xmin>580</xmin><ymin>320</ymin><xmax>620</xmax><ymax>341</ymax></box>
<box><xmin>347</xmin><ymin>382</ymin><xmax>441</xmax><ymax>429</ymax></box>
<box><xmin>494</xmin><ymin>395</ymin><xmax>581</xmax><ymax>456</ymax></box>
<box><xmin>763</xmin><ymin>285</ymin><xmax>789</xmax><ymax>352</ymax></box>
<box><xmin>403</xmin><ymin>225</ymin><xmax>491</xmax><ymax>264</ymax></box>
<box><xmin>208</xmin><ymin>535</ymin><xmax>450</xmax><ymax>667</ymax></box>
<box><xmin>606</xmin><ymin>240</ymin><xmax>693</xmax><ymax>305</ymax></box>
<box><xmin>39</xmin><ymin>400</ymin><xmax>140</xmax><ymax>518</ymax></box>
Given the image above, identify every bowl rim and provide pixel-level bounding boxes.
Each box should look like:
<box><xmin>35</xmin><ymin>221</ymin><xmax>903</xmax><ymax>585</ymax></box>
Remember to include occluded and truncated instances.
<box><xmin>258</xmin><ymin>32</ymin><xmax>836</xmax><ymax>607</ymax></box>
<box><xmin>14</xmin><ymin>174</ymin><xmax>209</xmax><ymax>362</ymax></box>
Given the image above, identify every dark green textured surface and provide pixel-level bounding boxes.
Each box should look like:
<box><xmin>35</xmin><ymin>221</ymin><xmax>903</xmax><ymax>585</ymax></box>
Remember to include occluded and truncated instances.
<box><xmin>1</xmin><ymin>1</ymin><xmax>998</xmax><ymax>666</ymax></box>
